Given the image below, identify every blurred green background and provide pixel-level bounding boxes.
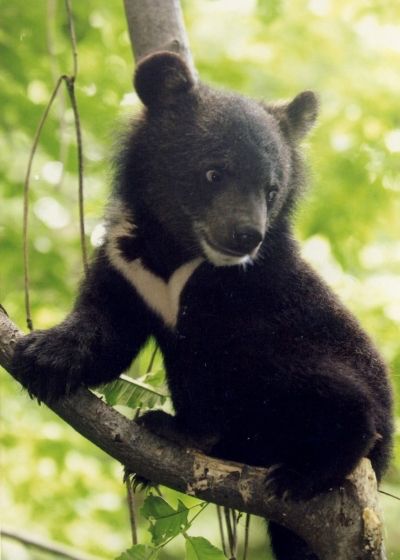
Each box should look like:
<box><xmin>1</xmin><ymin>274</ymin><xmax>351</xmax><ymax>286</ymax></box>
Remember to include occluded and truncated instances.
<box><xmin>1</xmin><ymin>0</ymin><xmax>399</xmax><ymax>558</ymax></box>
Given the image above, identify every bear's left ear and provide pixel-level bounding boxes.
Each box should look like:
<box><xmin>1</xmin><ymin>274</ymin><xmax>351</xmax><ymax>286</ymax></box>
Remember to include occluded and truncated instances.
<box><xmin>271</xmin><ymin>91</ymin><xmax>319</xmax><ymax>140</ymax></box>
<box><xmin>134</xmin><ymin>51</ymin><xmax>195</xmax><ymax>109</ymax></box>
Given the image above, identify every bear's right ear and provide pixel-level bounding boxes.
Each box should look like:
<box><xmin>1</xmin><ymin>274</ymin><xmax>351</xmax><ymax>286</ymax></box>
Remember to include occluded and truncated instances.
<box><xmin>267</xmin><ymin>91</ymin><xmax>319</xmax><ymax>141</ymax></box>
<box><xmin>134</xmin><ymin>51</ymin><xmax>195</xmax><ymax>109</ymax></box>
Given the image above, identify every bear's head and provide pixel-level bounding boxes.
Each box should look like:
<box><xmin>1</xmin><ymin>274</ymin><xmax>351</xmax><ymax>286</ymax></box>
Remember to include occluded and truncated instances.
<box><xmin>120</xmin><ymin>52</ymin><xmax>318</xmax><ymax>267</ymax></box>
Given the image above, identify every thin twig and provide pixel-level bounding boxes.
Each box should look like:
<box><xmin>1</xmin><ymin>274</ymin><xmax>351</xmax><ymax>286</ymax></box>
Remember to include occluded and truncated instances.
<box><xmin>216</xmin><ymin>505</ymin><xmax>228</xmax><ymax>557</ymax></box>
<box><xmin>46</xmin><ymin>0</ymin><xmax>59</xmax><ymax>82</ymax></box>
<box><xmin>23</xmin><ymin>0</ymin><xmax>85</xmax><ymax>330</ymax></box>
<box><xmin>231</xmin><ymin>509</ymin><xmax>238</xmax><ymax>558</ymax></box>
<box><xmin>1</xmin><ymin>527</ymin><xmax>101</xmax><ymax>560</ymax></box>
<box><xmin>146</xmin><ymin>345</ymin><xmax>159</xmax><ymax>373</ymax></box>
<box><xmin>47</xmin><ymin>0</ymin><xmax>68</xmax><ymax>189</ymax></box>
<box><xmin>64</xmin><ymin>0</ymin><xmax>78</xmax><ymax>78</ymax></box>
<box><xmin>63</xmin><ymin>0</ymin><xmax>88</xmax><ymax>273</ymax></box>
<box><xmin>378</xmin><ymin>489</ymin><xmax>400</xmax><ymax>501</ymax></box>
<box><xmin>224</xmin><ymin>506</ymin><xmax>236</xmax><ymax>560</ymax></box>
<box><xmin>23</xmin><ymin>74</ymin><xmax>66</xmax><ymax>332</ymax></box>
<box><xmin>125</xmin><ymin>476</ymin><xmax>138</xmax><ymax>545</ymax></box>
<box><xmin>242</xmin><ymin>514</ymin><xmax>251</xmax><ymax>560</ymax></box>
<box><xmin>189</xmin><ymin>501</ymin><xmax>209</xmax><ymax>525</ymax></box>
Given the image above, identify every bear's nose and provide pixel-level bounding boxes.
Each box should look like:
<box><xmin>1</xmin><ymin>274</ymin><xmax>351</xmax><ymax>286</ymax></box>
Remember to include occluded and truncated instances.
<box><xmin>231</xmin><ymin>224</ymin><xmax>263</xmax><ymax>254</ymax></box>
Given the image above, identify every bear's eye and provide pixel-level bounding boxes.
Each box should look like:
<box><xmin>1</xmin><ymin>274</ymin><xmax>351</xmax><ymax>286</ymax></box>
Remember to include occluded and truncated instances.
<box><xmin>205</xmin><ymin>169</ymin><xmax>223</xmax><ymax>184</ymax></box>
<box><xmin>268</xmin><ymin>189</ymin><xmax>278</xmax><ymax>203</ymax></box>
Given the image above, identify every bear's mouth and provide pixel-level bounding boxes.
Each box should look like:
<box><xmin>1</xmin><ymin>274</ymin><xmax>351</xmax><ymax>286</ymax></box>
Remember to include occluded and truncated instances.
<box><xmin>203</xmin><ymin>234</ymin><xmax>248</xmax><ymax>258</ymax></box>
<box><xmin>199</xmin><ymin>234</ymin><xmax>255</xmax><ymax>267</ymax></box>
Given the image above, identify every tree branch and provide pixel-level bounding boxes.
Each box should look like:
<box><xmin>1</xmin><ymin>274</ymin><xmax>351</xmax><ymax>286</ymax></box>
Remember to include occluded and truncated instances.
<box><xmin>0</xmin><ymin>309</ymin><xmax>387</xmax><ymax>559</ymax></box>
<box><xmin>122</xmin><ymin>0</ymin><xmax>196</xmax><ymax>78</ymax></box>
<box><xmin>2</xmin><ymin>526</ymin><xmax>101</xmax><ymax>560</ymax></box>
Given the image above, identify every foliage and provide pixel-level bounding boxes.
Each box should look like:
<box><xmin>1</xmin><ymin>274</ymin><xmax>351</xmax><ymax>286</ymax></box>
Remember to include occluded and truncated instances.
<box><xmin>141</xmin><ymin>496</ymin><xmax>191</xmax><ymax>546</ymax></box>
<box><xmin>185</xmin><ymin>537</ymin><xmax>226</xmax><ymax>560</ymax></box>
<box><xmin>115</xmin><ymin>496</ymin><xmax>227</xmax><ymax>559</ymax></box>
<box><xmin>117</xmin><ymin>545</ymin><xmax>158</xmax><ymax>560</ymax></box>
<box><xmin>1</xmin><ymin>0</ymin><xmax>399</xmax><ymax>558</ymax></box>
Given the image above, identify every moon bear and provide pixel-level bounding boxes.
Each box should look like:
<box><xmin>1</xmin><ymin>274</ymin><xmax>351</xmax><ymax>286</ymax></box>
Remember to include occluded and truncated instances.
<box><xmin>12</xmin><ymin>52</ymin><xmax>393</xmax><ymax>560</ymax></box>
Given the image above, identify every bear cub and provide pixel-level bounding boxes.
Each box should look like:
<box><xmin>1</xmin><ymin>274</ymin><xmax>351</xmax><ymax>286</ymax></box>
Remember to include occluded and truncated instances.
<box><xmin>12</xmin><ymin>52</ymin><xmax>393</xmax><ymax>560</ymax></box>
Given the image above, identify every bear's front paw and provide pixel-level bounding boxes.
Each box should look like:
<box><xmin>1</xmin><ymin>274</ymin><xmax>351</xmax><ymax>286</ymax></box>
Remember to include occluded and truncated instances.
<box><xmin>264</xmin><ymin>464</ymin><xmax>337</xmax><ymax>501</ymax></box>
<box><xmin>11</xmin><ymin>330</ymin><xmax>83</xmax><ymax>402</ymax></box>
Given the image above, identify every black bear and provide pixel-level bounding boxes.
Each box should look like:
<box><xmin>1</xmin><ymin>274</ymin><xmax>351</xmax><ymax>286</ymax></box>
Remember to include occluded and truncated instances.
<box><xmin>12</xmin><ymin>52</ymin><xmax>393</xmax><ymax>560</ymax></box>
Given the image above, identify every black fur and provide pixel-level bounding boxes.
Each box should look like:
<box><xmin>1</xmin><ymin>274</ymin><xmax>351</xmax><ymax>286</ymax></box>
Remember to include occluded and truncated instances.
<box><xmin>12</xmin><ymin>52</ymin><xmax>393</xmax><ymax>559</ymax></box>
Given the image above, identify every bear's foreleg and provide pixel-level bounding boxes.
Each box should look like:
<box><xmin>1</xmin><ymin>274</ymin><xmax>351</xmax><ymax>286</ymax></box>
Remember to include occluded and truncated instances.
<box><xmin>11</xmin><ymin>255</ymin><xmax>152</xmax><ymax>402</ymax></box>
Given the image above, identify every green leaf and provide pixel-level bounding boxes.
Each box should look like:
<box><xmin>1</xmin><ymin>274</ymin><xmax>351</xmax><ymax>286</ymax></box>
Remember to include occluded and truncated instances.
<box><xmin>141</xmin><ymin>496</ymin><xmax>190</xmax><ymax>546</ymax></box>
<box><xmin>115</xmin><ymin>545</ymin><xmax>158</xmax><ymax>560</ymax></box>
<box><xmin>185</xmin><ymin>536</ymin><xmax>226</xmax><ymax>560</ymax></box>
<box><xmin>99</xmin><ymin>372</ymin><xmax>168</xmax><ymax>410</ymax></box>
<box><xmin>143</xmin><ymin>368</ymin><xmax>166</xmax><ymax>388</ymax></box>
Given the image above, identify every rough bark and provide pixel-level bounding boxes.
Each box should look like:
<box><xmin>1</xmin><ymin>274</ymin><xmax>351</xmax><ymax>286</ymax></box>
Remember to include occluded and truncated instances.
<box><xmin>0</xmin><ymin>309</ymin><xmax>387</xmax><ymax>559</ymax></box>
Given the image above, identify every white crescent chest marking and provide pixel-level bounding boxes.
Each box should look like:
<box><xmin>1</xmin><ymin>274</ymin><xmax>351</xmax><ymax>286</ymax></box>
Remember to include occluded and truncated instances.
<box><xmin>127</xmin><ymin>257</ymin><xmax>203</xmax><ymax>328</ymax></box>
<box><xmin>109</xmin><ymin>249</ymin><xmax>203</xmax><ymax>329</ymax></box>
<box><xmin>104</xmin><ymin>201</ymin><xmax>203</xmax><ymax>328</ymax></box>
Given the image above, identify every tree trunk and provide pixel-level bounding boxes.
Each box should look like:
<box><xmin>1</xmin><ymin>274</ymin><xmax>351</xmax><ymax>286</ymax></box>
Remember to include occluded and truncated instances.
<box><xmin>122</xmin><ymin>0</ymin><xmax>196</xmax><ymax>78</ymax></box>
